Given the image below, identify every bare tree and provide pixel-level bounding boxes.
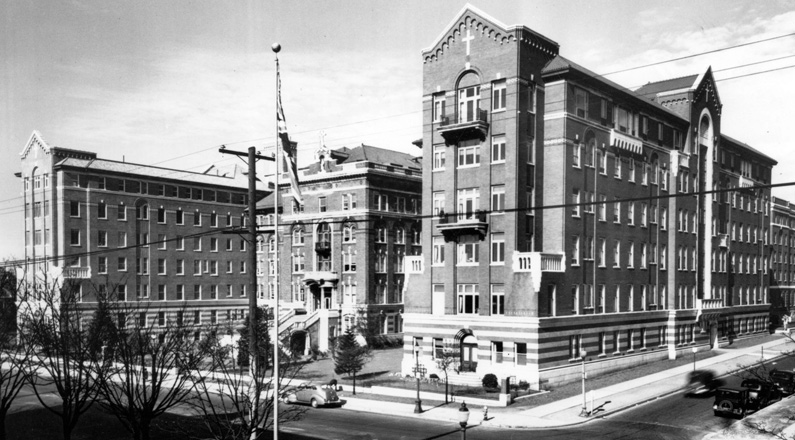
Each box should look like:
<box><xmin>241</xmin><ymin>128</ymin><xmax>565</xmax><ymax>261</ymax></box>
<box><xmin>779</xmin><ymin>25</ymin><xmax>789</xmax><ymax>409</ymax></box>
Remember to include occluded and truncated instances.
<box><xmin>0</xmin><ymin>265</ymin><xmax>34</xmax><ymax>440</ymax></box>
<box><xmin>23</xmin><ymin>277</ymin><xmax>108</xmax><ymax>440</ymax></box>
<box><xmin>94</xmin><ymin>296</ymin><xmax>213</xmax><ymax>440</ymax></box>
<box><xmin>435</xmin><ymin>340</ymin><xmax>460</xmax><ymax>404</ymax></box>
<box><xmin>190</xmin><ymin>307</ymin><xmax>305</xmax><ymax>440</ymax></box>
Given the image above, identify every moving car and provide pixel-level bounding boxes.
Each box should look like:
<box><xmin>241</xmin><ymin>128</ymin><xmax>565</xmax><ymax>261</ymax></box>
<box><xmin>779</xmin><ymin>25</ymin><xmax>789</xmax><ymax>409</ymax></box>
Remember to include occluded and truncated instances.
<box><xmin>685</xmin><ymin>370</ymin><xmax>724</xmax><ymax>397</ymax></box>
<box><xmin>713</xmin><ymin>387</ymin><xmax>750</xmax><ymax>418</ymax></box>
<box><xmin>282</xmin><ymin>383</ymin><xmax>341</xmax><ymax>408</ymax></box>
<box><xmin>770</xmin><ymin>370</ymin><xmax>795</xmax><ymax>396</ymax></box>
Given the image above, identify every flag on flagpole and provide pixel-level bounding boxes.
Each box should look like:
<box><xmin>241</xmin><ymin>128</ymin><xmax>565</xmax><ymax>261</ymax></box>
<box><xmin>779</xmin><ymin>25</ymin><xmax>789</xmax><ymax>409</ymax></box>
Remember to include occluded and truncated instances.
<box><xmin>276</xmin><ymin>59</ymin><xmax>302</xmax><ymax>205</ymax></box>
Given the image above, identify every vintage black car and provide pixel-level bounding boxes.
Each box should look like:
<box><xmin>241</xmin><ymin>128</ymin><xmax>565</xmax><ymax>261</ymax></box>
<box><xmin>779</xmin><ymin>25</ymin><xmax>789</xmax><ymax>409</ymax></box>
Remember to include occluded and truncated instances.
<box><xmin>770</xmin><ymin>370</ymin><xmax>795</xmax><ymax>396</ymax></box>
<box><xmin>713</xmin><ymin>387</ymin><xmax>750</xmax><ymax>418</ymax></box>
<box><xmin>741</xmin><ymin>378</ymin><xmax>780</xmax><ymax>410</ymax></box>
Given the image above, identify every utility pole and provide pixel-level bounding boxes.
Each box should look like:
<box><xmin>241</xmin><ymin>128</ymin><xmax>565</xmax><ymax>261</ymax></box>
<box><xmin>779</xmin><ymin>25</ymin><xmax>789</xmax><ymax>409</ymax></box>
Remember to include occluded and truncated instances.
<box><xmin>219</xmin><ymin>145</ymin><xmax>274</xmax><ymax>438</ymax></box>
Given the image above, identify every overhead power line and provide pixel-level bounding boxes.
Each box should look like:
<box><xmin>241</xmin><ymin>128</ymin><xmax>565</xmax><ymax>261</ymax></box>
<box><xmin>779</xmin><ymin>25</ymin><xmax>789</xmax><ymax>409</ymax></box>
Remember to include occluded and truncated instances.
<box><xmin>601</xmin><ymin>31</ymin><xmax>795</xmax><ymax>76</ymax></box>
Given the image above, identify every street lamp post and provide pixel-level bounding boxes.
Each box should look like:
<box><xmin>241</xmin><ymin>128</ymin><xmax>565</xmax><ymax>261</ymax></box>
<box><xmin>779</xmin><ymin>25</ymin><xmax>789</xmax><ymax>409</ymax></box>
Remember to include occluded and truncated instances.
<box><xmin>412</xmin><ymin>358</ymin><xmax>426</xmax><ymax>414</ymax></box>
<box><xmin>458</xmin><ymin>402</ymin><xmax>470</xmax><ymax>440</ymax></box>
<box><xmin>692</xmin><ymin>347</ymin><xmax>698</xmax><ymax>371</ymax></box>
<box><xmin>579</xmin><ymin>350</ymin><xmax>588</xmax><ymax>417</ymax></box>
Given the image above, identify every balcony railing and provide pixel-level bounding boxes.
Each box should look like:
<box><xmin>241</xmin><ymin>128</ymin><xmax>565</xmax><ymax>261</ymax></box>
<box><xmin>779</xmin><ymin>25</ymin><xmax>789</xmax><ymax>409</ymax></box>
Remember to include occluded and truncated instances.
<box><xmin>405</xmin><ymin>256</ymin><xmax>423</xmax><ymax>274</ymax></box>
<box><xmin>438</xmin><ymin>109</ymin><xmax>489</xmax><ymax>144</ymax></box>
<box><xmin>512</xmin><ymin>252</ymin><xmax>566</xmax><ymax>273</ymax></box>
<box><xmin>436</xmin><ymin>210</ymin><xmax>489</xmax><ymax>240</ymax></box>
<box><xmin>314</xmin><ymin>241</ymin><xmax>331</xmax><ymax>254</ymax></box>
<box><xmin>62</xmin><ymin>267</ymin><xmax>91</xmax><ymax>279</ymax></box>
<box><xmin>699</xmin><ymin>298</ymin><xmax>724</xmax><ymax>309</ymax></box>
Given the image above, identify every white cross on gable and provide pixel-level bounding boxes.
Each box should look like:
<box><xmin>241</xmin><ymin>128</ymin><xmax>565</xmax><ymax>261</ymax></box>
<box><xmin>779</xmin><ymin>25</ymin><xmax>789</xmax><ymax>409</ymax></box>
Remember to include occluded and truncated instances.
<box><xmin>462</xmin><ymin>28</ymin><xmax>474</xmax><ymax>56</ymax></box>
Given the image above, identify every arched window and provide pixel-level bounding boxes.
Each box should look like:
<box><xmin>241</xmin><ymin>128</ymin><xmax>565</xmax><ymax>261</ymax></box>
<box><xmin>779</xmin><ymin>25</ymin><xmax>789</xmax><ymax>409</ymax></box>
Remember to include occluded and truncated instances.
<box><xmin>395</xmin><ymin>226</ymin><xmax>405</xmax><ymax>244</ymax></box>
<box><xmin>317</xmin><ymin>222</ymin><xmax>331</xmax><ymax>243</ymax></box>
<box><xmin>343</xmin><ymin>224</ymin><xmax>356</xmax><ymax>243</ymax></box>
<box><xmin>456</xmin><ymin>71</ymin><xmax>481</xmax><ymax>124</ymax></box>
<box><xmin>292</xmin><ymin>226</ymin><xmax>304</xmax><ymax>245</ymax></box>
<box><xmin>410</xmin><ymin>224</ymin><xmax>421</xmax><ymax>246</ymax></box>
<box><xmin>375</xmin><ymin>223</ymin><xmax>387</xmax><ymax>243</ymax></box>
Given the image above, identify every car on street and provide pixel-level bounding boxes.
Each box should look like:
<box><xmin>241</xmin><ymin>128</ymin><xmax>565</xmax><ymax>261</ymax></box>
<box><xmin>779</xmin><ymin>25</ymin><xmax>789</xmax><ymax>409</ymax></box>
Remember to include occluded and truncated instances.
<box><xmin>741</xmin><ymin>378</ymin><xmax>780</xmax><ymax>410</ymax></box>
<box><xmin>685</xmin><ymin>370</ymin><xmax>724</xmax><ymax>397</ymax></box>
<box><xmin>282</xmin><ymin>383</ymin><xmax>342</xmax><ymax>408</ymax></box>
<box><xmin>713</xmin><ymin>387</ymin><xmax>751</xmax><ymax>418</ymax></box>
<box><xmin>770</xmin><ymin>370</ymin><xmax>795</xmax><ymax>396</ymax></box>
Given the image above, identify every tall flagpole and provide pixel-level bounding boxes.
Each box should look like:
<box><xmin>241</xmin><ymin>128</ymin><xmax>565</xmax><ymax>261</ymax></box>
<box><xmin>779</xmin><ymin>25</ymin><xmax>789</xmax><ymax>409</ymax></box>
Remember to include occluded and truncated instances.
<box><xmin>272</xmin><ymin>42</ymin><xmax>281</xmax><ymax>440</ymax></box>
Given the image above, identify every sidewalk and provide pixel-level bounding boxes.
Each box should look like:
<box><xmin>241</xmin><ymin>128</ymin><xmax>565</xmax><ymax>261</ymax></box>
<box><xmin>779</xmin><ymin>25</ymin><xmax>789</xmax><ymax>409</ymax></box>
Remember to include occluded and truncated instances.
<box><xmin>329</xmin><ymin>334</ymin><xmax>795</xmax><ymax>429</ymax></box>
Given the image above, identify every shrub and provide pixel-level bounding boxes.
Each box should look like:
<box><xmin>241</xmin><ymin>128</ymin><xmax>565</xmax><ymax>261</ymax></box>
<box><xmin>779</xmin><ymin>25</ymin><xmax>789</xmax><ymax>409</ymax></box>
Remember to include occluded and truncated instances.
<box><xmin>482</xmin><ymin>373</ymin><xmax>499</xmax><ymax>390</ymax></box>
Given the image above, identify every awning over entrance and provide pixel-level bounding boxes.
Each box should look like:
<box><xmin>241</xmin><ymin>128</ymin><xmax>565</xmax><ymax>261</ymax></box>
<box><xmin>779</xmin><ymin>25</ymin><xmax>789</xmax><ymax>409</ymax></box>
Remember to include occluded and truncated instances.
<box><xmin>696</xmin><ymin>311</ymin><xmax>722</xmax><ymax>329</ymax></box>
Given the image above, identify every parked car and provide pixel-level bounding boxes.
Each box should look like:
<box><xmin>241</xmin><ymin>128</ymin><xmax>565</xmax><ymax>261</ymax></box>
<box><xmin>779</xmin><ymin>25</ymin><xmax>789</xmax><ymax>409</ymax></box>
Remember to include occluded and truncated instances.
<box><xmin>770</xmin><ymin>370</ymin><xmax>795</xmax><ymax>396</ymax></box>
<box><xmin>685</xmin><ymin>370</ymin><xmax>724</xmax><ymax>397</ymax></box>
<box><xmin>741</xmin><ymin>378</ymin><xmax>780</xmax><ymax>410</ymax></box>
<box><xmin>282</xmin><ymin>383</ymin><xmax>341</xmax><ymax>408</ymax></box>
<box><xmin>713</xmin><ymin>387</ymin><xmax>751</xmax><ymax>418</ymax></box>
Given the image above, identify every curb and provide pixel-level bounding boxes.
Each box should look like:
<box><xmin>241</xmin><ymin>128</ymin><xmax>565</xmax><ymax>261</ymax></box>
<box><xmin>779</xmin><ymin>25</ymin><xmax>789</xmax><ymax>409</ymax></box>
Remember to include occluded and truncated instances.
<box><xmin>336</xmin><ymin>341</ymin><xmax>794</xmax><ymax>430</ymax></box>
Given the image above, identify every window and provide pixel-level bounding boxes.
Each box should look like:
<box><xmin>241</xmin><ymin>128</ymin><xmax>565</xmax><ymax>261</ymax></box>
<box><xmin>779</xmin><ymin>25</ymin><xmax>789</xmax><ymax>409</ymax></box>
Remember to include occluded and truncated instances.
<box><xmin>491</xmin><ymin>285</ymin><xmax>504</xmax><ymax>315</ymax></box>
<box><xmin>457</xmin><ymin>235</ymin><xmax>479</xmax><ymax>265</ymax></box>
<box><xmin>97</xmin><ymin>230</ymin><xmax>107</xmax><ymax>247</ymax></box>
<box><xmin>118</xmin><ymin>257</ymin><xmax>127</xmax><ymax>272</ymax></box>
<box><xmin>641</xmin><ymin>203</ymin><xmax>648</xmax><ymax>227</ymax></box>
<box><xmin>319</xmin><ymin>196</ymin><xmax>327</xmax><ymax>213</ymax></box>
<box><xmin>98</xmin><ymin>257</ymin><xmax>107</xmax><ymax>274</ymax></box>
<box><xmin>571</xmin><ymin>235</ymin><xmax>580</xmax><ymax>266</ymax></box>
<box><xmin>98</xmin><ymin>201</ymin><xmax>107</xmax><ymax>219</ymax></box>
<box><xmin>210</xmin><ymin>212</ymin><xmax>217</xmax><ymax>227</ymax></box>
<box><xmin>457</xmin><ymin>142</ymin><xmax>480</xmax><ymax>167</ymax></box>
<box><xmin>598</xmin><ymin>150</ymin><xmax>606</xmax><ymax>175</ymax></box>
<box><xmin>574</xmin><ymin>87</ymin><xmax>587</xmax><ymax>118</ymax></box>
<box><xmin>117</xmin><ymin>203</ymin><xmax>126</xmax><ymax>220</ymax></box>
<box><xmin>210</xmin><ymin>237</ymin><xmax>218</xmax><ymax>252</ymax></box>
<box><xmin>193</xmin><ymin>210</ymin><xmax>201</xmax><ymax>226</ymax></box>
<box><xmin>157</xmin><ymin>207</ymin><xmax>166</xmax><ymax>223</ymax></box>
<box><xmin>613</xmin><ymin>240</ymin><xmax>621</xmax><ymax>268</ymax></box>
<box><xmin>573</xmin><ymin>144</ymin><xmax>581</xmax><ymax>168</ymax></box>
<box><xmin>628</xmin><ymin>242</ymin><xmax>635</xmax><ymax>268</ymax></box>
<box><xmin>175</xmin><ymin>209</ymin><xmax>183</xmax><ymax>224</ymax></box>
<box><xmin>491</xmin><ymin>186</ymin><xmax>505</xmax><ymax>213</ymax></box>
<box><xmin>572</xmin><ymin>189</ymin><xmax>581</xmax><ymax>217</ymax></box>
<box><xmin>627</xmin><ymin>202</ymin><xmax>635</xmax><ymax>225</ymax></box>
<box><xmin>176</xmin><ymin>259</ymin><xmax>184</xmax><ymax>275</ymax></box>
<box><xmin>433</xmin><ymin>94</ymin><xmax>446</xmax><ymax>122</ymax></box>
<box><xmin>70</xmin><ymin>229</ymin><xmax>81</xmax><ymax>246</ymax></box>
<box><xmin>614</xmin><ymin>156</ymin><xmax>622</xmax><ymax>179</ymax></box>
<box><xmin>433</xmin><ymin>145</ymin><xmax>446</xmax><ymax>170</ymax></box>
<box><xmin>70</xmin><ymin>201</ymin><xmax>80</xmax><ymax>217</ymax></box>
<box><xmin>598</xmin><ymin>194</ymin><xmax>607</xmax><ymax>222</ymax></box>
<box><xmin>458</xmin><ymin>85</ymin><xmax>480</xmax><ymax>123</ymax></box>
<box><xmin>456</xmin><ymin>188</ymin><xmax>479</xmax><ymax>221</ymax></box>
<box><xmin>641</xmin><ymin>243</ymin><xmax>648</xmax><ymax>269</ymax></box>
<box><xmin>491</xmin><ymin>135</ymin><xmax>506</xmax><ymax>162</ymax></box>
<box><xmin>598</xmin><ymin>238</ymin><xmax>606</xmax><ymax>267</ymax></box>
<box><xmin>492</xmin><ymin>80</ymin><xmax>506</xmax><ymax>111</ymax></box>
<box><xmin>613</xmin><ymin>197</ymin><xmax>621</xmax><ymax>223</ymax></box>
<box><xmin>628</xmin><ymin>160</ymin><xmax>635</xmax><ymax>182</ymax></box>
<box><xmin>432</xmin><ymin>236</ymin><xmax>445</xmax><ymax>265</ymax></box>
<box><xmin>457</xmin><ymin>284</ymin><xmax>479</xmax><ymax>315</ymax></box>
<box><xmin>158</xmin><ymin>258</ymin><xmax>166</xmax><ymax>275</ymax></box>
<box><xmin>491</xmin><ymin>233</ymin><xmax>505</xmax><ymax>264</ymax></box>
<box><xmin>193</xmin><ymin>237</ymin><xmax>201</xmax><ymax>251</ymax></box>
<box><xmin>433</xmin><ymin>192</ymin><xmax>445</xmax><ymax>216</ymax></box>
<box><xmin>343</xmin><ymin>225</ymin><xmax>356</xmax><ymax>243</ymax></box>
<box><xmin>342</xmin><ymin>194</ymin><xmax>357</xmax><ymax>210</ymax></box>
<box><xmin>292</xmin><ymin>228</ymin><xmax>304</xmax><ymax>245</ymax></box>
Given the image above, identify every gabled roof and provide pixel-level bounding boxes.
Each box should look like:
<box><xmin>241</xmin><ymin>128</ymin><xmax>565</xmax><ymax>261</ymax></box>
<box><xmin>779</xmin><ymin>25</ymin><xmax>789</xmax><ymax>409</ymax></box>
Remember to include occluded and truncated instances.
<box><xmin>634</xmin><ymin>74</ymin><xmax>699</xmax><ymax>98</ymax></box>
<box><xmin>422</xmin><ymin>3</ymin><xmax>558</xmax><ymax>56</ymax></box>
<box><xmin>542</xmin><ymin>55</ymin><xmax>689</xmax><ymax>124</ymax></box>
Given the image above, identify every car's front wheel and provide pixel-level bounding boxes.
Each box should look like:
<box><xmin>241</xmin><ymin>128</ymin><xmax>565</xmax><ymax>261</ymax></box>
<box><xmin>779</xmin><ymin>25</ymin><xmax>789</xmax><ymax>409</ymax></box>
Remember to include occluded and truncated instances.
<box><xmin>310</xmin><ymin>398</ymin><xmax>319</xmax><ymax>408</ymax></box>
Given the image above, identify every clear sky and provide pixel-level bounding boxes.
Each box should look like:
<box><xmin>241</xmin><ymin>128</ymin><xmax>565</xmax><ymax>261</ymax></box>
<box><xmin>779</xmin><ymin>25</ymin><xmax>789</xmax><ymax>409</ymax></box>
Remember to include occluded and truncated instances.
<box><xmin>2</xmin><ymin>0</ymin><xmax>794</xmax><ymax>260</ymax></box>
